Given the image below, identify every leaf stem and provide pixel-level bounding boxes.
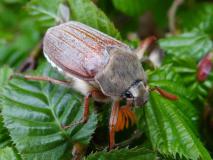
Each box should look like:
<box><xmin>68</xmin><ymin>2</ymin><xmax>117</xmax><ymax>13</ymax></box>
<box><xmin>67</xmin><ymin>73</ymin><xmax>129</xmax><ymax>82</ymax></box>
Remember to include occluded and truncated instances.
<box><xmin>168</xmin><ymin>0</ymin><xmax>184</xmax><ymax>34</ymax></box>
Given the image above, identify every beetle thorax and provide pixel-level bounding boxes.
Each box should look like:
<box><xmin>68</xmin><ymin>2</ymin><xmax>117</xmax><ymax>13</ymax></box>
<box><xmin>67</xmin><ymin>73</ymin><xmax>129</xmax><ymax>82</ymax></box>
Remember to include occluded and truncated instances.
<box><xmin>95</xmin><ymin>48</ymin><xmax>146</xmax><ymax>97</ymax></box>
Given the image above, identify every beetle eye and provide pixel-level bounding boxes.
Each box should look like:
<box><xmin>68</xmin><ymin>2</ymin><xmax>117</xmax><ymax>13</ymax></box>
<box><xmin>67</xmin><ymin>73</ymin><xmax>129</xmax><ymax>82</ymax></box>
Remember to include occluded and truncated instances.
<box><xmin>124</xmin><ymin>91</ymin><xmax>133</xmax><ymax>98</ymax></box>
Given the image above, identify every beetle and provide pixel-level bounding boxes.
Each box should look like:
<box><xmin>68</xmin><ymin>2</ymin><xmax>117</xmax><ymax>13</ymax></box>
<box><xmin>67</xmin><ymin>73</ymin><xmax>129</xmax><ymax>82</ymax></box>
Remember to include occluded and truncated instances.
<box><xmin>16</xmin><ymin>21</ymin><xmax>175</xmax><ymax>149</ymax></box>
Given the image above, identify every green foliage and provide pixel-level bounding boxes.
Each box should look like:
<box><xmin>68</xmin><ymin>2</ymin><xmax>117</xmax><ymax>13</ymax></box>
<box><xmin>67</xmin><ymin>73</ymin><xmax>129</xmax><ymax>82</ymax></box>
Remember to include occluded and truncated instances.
<box><xmin>0</xmin><ymin>116</ymin><xmax>11</xmax><ymax>149</ymax></box>
<box><xmin>144</xmin><ymin>93</ymin><xmax>211</xmax><ymax>160</ymax></box>
<box><xmin>0</xmin><ymin>147</ymin><xmax>20</xmax><ymax>160</ymax></box>
<box><xmin>26</xmin><ymin>0</ymin><xmax>62</xmax><ymax>29</ymax></box>
<box><xmin>179</xmin><ymin>3</ymin><xmax>213</xmax><ymax>35</ymax></box>
<box><xmin>0</xmin><ymin>66</ymin><xmax>13</xmax><ymax>91</ymax></box>
<box><xmin>87</xmin><ymin>147</ymin><xmax>156</xmax><ymax>160</ymax></box>
<box><xmin>0</xmin><ymin>66</ymin><xmax>13</xmax><ymax>149</ymax></box>
<box><xmin>0</xmin><ymin>3</ymin><xmax>40</xmax><ymax>68</ymax></box>
<box><xmin>68</xmin><ymin>0</ymin><xmax>121</xmax><ymax>39</ymax></box>
<box><xmin>159</xmin><ymin>31</ymin><xmax>213</xmax><ymax>60</ymax></box>
<box><xmin>112</xmin><ymin>0</ymin><xmax>173</xmax><ymax>27</ymax></box>
<box><xmin>140</xmin><ymin>66</ymin><xmax>212</xmax><ymax>159</ymax></box>
<box><xmin>163</xmin><ymin>56</ymin><xmax>213</xmax><ymax>101</ymax></box>
<box><xmin>1</xmin><ymin>63</ymin><xmax>97</xmax><ymax>160</ymax></box>
<box><xmin>112</xmin><ymin>0</ymin><xmax>147</xmax><ymax>17</ymax></box>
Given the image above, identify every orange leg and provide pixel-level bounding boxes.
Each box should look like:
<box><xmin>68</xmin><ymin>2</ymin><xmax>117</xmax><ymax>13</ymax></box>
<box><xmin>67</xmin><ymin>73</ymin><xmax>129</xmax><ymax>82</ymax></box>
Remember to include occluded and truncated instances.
<box><xmin>109</xmin><ymin>100</ymin><xmax>120</xmax><ymax>150</ymax></box>
<box><xmin>81</xmin><ymin>92</ymin><xmax>92</xmax><ymax>123</ymax></box>
<box><xmin>64</xmin><ymin>90</ymin><xmax>108</xmax><ymax>128</ymax></box>
<box><xmin>82</xmin><ymin>89</ymin><xmax>109</xmax><ymax>122</ymax></box>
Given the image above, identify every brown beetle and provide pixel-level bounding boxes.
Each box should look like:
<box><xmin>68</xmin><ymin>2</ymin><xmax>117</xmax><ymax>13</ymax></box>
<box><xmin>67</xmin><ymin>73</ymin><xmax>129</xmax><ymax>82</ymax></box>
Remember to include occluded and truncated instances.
<box><xmin>18</xmin><ymin>21</ymin><xmax>157</xmax><ymax>149</ymax></box>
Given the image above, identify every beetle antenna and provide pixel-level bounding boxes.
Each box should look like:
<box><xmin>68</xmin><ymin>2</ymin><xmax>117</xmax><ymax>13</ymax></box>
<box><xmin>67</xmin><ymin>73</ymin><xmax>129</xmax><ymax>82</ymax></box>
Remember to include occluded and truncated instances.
<box><xmin>149</xmin><ymin>86</ymin><xmax>178</xmax><ymax>100</ymax></box>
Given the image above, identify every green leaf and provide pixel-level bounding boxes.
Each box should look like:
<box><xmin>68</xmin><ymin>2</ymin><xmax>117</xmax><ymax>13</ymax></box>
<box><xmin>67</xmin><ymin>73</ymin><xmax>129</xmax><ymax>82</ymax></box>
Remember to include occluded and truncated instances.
<box><xmin>0</xmin><ymin>5</ymin><xmax>40</xmax><ymax>67</ymax></box>
<box><xmin>0</xmin><ymin>66</ymin><xmax>13</xmax><ymax>89</ymax></box>
<box><xmin>0</xmin><ymin>147</ymin><xmax>20</xmax><ymax>160</ymax></box>
<box><xmin>141</xmin><ymin>66</ymin><xmax>212</xmax><ymax>159</ymax></box>
<box><xmin>112</xmin><ymin>0</ymin><xmax>172</xmax><ymax>27</ymax></box>
<box><xmin>112</xmin><ymin>0</ymin><xmax>147</xmax><ymax>17</ymax></box>
<box><xmin>3</xmin><ymin>0</ymin><xmax>27</xmax><ymax>4</ymax></box>
<box><xmin>27</xmin><ymin>0</ymin><xmax>62</xmax><ymax>29</ymax></box>
<box><xmin>144</xmin><ymin>93</ymin><xmax>211</xmax><ymax>160</ymax></box>
<box><xmin>178</xmin><ymin>3</ymin><xmax>213</xmax><ymax>35</ymax></box>
<box><xmin>0</xmin><ymin>66</ymin><xmax>13</xmax><ymax>148</ymax></box>
<box><xmin>147</xmin><ymin>65</ymin><xmax>193</xmax><ymax>99</ymax></box>
<box><xmin>147</xmin><ymin>66</ymin><xmax>199</xmax><ymax>131</ymax></box>
<box><xmin>163</xmin><ymin>56</ymin><xmax>213</xmax><ymax>101</ymax></box>
<box><xmin>68</xmin><ymin>0</ymin><xmax>121</xmax><ymax>39</ymax></box>
<box><xmin>1</xmin><ymin>62</ymin><xmax>97</xmax><ymax>160</ymax></box>
<box><xmin>0</xmin><ymin>116</ymin><xmax>11</xmax><ymax>149</ymax></box>
<box><xmin>86</xmin><ymin>147</ymin><xmax>157</xmax><ymax>160</ymax></box>
<box><xmin>159</xmin><ymin>31</ymin><xmax>213</xmax><ymax>60</ymax></box>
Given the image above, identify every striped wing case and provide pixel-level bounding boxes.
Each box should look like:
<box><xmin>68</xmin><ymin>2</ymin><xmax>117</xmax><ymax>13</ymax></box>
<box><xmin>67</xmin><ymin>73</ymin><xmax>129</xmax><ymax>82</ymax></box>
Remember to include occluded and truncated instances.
<box><xmin>43</xmin><ymin>21</ymin><xmax>130</xmax><ymax>81</ymax></box>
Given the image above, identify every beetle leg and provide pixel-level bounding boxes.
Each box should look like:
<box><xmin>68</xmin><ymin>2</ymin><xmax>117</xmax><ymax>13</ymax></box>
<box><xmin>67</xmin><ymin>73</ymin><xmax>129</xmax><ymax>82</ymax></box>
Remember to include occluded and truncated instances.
<box><xmin>12</xmin><ymin>73</ymin><xmax>71</xmax><ymax>86</ymax></box>
<box><xmin>81</xmin><ymin>92</ymin><xmax>92</xmax><ymax>123</ymax></box>
<box><xmin>77</xmin><ymin>90</ymin><xmax>108</xmax><ymax>123</ymax></box>
<box><xmin>63</xmin><ymin>90</ymin><xmax>108</xmax><ymax>129</ymax></box>
<box><xmin>109</xmin><ymin>100</ymin><xmax>120</xmax><ymax>150</ymax></box>
<box><xmin>134</xmin><ymin>36</ymin><xmax>156</xmax><ymax>60</ymax></box>
<box><xmin>62</xmin><ymin>92</ymin><xmax>92</xmax><ymax>129</ymax></box>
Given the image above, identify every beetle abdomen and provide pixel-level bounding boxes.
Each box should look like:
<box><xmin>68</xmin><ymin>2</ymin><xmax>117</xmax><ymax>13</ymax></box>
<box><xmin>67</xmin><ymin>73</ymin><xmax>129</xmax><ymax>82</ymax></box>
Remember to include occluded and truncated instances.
<box><xmin>43</xmin><ymin>21</ymin><xmax>130</xmax><ymax>81</ymax></box>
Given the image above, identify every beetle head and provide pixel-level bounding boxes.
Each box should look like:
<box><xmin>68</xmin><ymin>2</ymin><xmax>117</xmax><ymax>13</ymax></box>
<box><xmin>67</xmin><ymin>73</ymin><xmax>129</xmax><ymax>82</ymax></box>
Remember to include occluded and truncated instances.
<box><xmin>122</xmin><ymin>80</ymin><xmax>149</xmax><ymax>106</ymax></box>
<box><xmin>95</xmin><ymin>47</ymin><xmax>149</xmax><ymax>107</ymax></box>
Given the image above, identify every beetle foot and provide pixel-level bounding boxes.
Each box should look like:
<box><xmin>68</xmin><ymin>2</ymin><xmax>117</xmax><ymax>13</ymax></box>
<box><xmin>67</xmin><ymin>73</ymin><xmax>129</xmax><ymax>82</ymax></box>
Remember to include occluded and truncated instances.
<box><xmin>62</xmin><ymin>118</ymin><xmax>87</xmax><ymax>129</ymax></box>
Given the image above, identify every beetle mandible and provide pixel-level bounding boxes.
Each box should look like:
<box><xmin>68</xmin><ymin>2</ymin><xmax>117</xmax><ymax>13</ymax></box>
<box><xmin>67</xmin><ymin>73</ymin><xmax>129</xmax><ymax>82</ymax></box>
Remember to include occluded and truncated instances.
<box><xmin>19</xmin><ymin>21</ymin><xmax>157</xmax><ymax>149</ymax></box>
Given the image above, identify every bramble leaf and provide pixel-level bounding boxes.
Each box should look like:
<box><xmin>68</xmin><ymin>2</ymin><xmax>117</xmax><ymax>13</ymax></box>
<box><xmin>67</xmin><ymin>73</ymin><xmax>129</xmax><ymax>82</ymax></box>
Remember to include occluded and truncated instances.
<box><xmin>27</xmin><ymin>0</ymin><xmax>63</xmax><ymax>29</ymax></box>
<box><xmin>112</xmin><ymin>0</ymin><xmax>147</xmax><ymax>17</ymax></box>
<box><xmin>163</xmin><ymin>56</ymin><xmax>213</xmax><ymax>101</ymax></box>
<box><xmin>0</xmin><ymin>66</ymin><xmax>13</xmax><ymax>91</ymax></box>
<box><xmin>0</xmin><ymin>6</ymin><xmax>40</xmax><ymax>67</ymax></box>
<box><xmin>159</xmin><ymin>31</ymin><xmax>213</xmax><ymax>60</ymax></box>
<box><xmin>0</xmin><ymin>147</ymin><xmax>20</xmax><ymax>160</ymax></box>
<box><xmin>0</xmin><ymin>66</ymin><xmax>13</xmax><ymax>148</ymax></box>
<box><xmin>178</xmin><ymin>3</ymin><xmax>213</xmax><ymax>35</ymax></box>
<box><xmin>0</xmin><ymin>63</ymin><xmax>97</xmax><ymax>160</ymax></box>
<box><xmin>86</xmin><ymin>147</ymin><xmax>156</xmax><ymax>160</ymax></box>
<box><xmin>68</xmin><ymin>0</ymin><xmax>121</xmax><ymax>39</ymax></box>
<box><xmin>147</xmin><ymin>65</ymin><xmax>199</xmax><ymax>130</ymax></box>
<box><xmin>141</xmin><ymin>67</ymin><xmax>211</xmax><ymax>159</ymax></box>
<box><xmin>144</xmin><ymin>92</ymin><xmax>211</xmax><ymax>160</ymax></box>
<box><xmin>112</xmin><ymin>0</ymin><xmax>172</xmax><ymax>27</ymax></box>
<box><xmin>0</xmin><ymin>116</ymin><xmax>11</xmax><ymax>149</ymax></box>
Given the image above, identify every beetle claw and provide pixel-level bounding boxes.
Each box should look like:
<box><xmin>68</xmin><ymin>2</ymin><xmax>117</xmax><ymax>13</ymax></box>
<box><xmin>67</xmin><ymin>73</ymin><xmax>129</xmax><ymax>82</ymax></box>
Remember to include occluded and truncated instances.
<box><xmin>62</xmin><ymin>118</ymin><xmax>87</xmax><ymax>129</ymax></box>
